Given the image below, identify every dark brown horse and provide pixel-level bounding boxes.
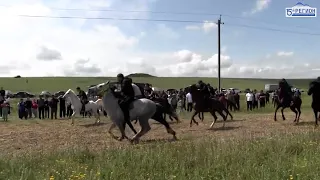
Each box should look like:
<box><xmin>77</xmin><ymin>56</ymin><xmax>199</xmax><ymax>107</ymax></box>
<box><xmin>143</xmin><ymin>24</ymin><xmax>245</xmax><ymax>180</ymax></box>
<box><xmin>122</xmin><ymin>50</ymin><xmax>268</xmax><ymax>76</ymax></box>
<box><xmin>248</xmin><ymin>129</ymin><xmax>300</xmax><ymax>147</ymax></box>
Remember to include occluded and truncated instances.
<box><xmin>151</xmin><ymin>96</ymin><xmax>180</xmax><ymax>123</ymax></box>
<box><xmin>189</xmin><ymin>84</ymin><xmax>233</xmax><ymax>129</ymax></box>
<box><xmin>197</xmin><ymin>96</ymin><xmax>235</xmax><ymax>121</ymax></box>
<box><xmin>274</xmin><ymin>87</ymin><xmax>302</xmax><ymax>124</ymax></box>
<box><xmin>308</xmin><ymin>80</ymin><xmax>320</xmax><ymax>126</ymax></box>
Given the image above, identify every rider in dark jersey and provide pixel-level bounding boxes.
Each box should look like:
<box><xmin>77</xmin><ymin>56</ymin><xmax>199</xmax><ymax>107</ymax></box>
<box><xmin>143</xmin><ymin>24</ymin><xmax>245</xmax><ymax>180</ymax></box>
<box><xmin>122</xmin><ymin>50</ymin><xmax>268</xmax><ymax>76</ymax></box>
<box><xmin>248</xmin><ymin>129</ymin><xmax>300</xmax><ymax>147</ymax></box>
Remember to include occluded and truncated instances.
<box><xmin>76</xmin><ymin>87</ymin><xmax>88</xmax><ymax>114</ymax></box>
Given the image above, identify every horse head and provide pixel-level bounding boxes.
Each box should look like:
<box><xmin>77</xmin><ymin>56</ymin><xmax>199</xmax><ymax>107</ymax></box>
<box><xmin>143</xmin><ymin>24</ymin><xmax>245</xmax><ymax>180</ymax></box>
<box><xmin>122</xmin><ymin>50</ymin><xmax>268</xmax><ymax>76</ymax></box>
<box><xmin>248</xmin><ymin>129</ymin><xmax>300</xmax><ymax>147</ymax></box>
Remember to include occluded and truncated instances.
<box><xmin>62</xmin><ymin>89</ymin><xmax>75</xmax><ymax>99</ymax></box>
<box><xmin>308</xmin><ymin>81</ymin><xmax>319</xmax><ymax>96</ymax></box>
<box><xmin>96</xmin><ymin>81</ymin><xmax>116</xmax><ymax>98</ymax></box>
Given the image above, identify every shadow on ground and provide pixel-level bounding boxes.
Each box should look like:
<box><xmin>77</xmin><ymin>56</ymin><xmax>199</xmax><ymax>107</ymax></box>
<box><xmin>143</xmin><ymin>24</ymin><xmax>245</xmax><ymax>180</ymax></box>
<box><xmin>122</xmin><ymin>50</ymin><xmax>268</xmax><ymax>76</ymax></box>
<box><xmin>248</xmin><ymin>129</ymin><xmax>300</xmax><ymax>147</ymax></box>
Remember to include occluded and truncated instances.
<box><xmin>209</xmin><ymin>126</ymin><xmax>241</xmax><ymax>131</ymax></box>
<box><xmin>80</xmin><ymin>123</ymin><xmax>108</xmax><ymax>128</ymax></box>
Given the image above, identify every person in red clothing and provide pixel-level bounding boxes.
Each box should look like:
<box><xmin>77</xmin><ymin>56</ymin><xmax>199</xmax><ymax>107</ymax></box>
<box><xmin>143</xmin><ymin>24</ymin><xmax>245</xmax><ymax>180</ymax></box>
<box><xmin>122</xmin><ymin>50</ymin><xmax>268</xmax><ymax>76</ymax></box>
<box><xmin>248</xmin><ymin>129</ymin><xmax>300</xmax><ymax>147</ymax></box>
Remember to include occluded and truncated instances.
<box><xmin>219</xmin><ymin>93</ymin><xmax>227</xmax><ymax>108</ymax></box>
<box><xmin>32</xmin><ymin>99</ymin><xmax>38</xmax><ymax>118</ymax></box>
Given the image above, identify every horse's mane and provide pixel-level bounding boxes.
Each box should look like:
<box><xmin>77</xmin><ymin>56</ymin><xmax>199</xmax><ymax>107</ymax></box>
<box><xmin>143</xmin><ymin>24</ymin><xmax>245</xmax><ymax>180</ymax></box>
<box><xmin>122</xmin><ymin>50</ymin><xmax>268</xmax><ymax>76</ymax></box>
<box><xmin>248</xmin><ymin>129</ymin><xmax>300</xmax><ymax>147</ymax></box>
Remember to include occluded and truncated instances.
<box><xmin>66</xmin><ymin>89</ymin><xmax>75</xmax><ymax>95</ymax></box>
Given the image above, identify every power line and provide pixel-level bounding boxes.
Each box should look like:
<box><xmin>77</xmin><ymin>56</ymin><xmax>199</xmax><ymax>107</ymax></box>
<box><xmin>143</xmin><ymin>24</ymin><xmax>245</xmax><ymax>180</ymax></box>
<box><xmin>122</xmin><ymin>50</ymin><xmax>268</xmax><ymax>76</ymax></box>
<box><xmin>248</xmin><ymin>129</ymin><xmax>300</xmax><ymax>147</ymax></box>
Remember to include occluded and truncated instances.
<box><xmin>0</xmin><ymin>4</ymin><xmax>315</xmax><ymax>30</ymax></box>
<box><xmin>13</xmin><ymin>14</ymin><xmax>320</xmax><ymax>36</ymax></box>
<box><xmin>0</xmin><ymin>4</ymin><xmax>222</xmax><ymax>16</ymax></box>
<box><xmin>17</xmin><ymin>15</ymin><xmax>206</xmax><ymax>23</ymax></box>
<box><xmin>226</xmin><ymin>23</ymin><xmax>320</xmax><ymax>36</ymax></box>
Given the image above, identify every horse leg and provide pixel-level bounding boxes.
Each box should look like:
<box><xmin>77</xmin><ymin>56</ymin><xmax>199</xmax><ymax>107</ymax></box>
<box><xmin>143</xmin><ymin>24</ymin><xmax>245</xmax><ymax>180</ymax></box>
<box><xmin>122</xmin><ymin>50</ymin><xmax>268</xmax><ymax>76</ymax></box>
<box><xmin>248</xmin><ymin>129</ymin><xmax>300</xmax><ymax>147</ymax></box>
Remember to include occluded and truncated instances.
<box><xmin>222</xmin><ymin>106</ymin><xmax>233</xmax><ymax>120</ymax></box>
<box><xmin>190</xmin><ymin>111</ymin><xmax>199</xmax><ymax>127</ymax></box>
<box><xmin>201</xmin><ymin>112</ymin><xmax>204</xmax><ymax>121</ymax></box>
<box><xmin>274</xmin><ymin>105</ymin><xmax>281</xmax><ymax>121</ymax></box>
<box><xmin>216</xmin><ymin>109</ymin><xmax>227</xmax><ymax>128</ymax></box>
<box><xmin>131</xmin><ymin>118</ymin><xmax>151</xmax><ymax>144</ymax></box>
<box><xmin>108</xmin><ymin>123</ymin><xmax>118</xmax><ymax>139</ymax></box>
<box><xmin>209</xmin><ymin>111</ymin><xmax>218</xmax><ymax>129</ymax></box>
<box><xmin>281</xmin><ymin>107</ymin><xmax>286</xmax><ymax>120</ymax></box>
<box><xmin>314</xmin><ymin>110</ymin><xmax>318</xmax><ymax>127</ymax></box>
<box><xmin>152</xmin><ymin>112</ymin><xmax>177</xmax><ymax>140</ymax></box>
<box><xmin>297</xmin><ymin>107</ymin><xmax>301</xmax><ymax>123</ymax></box>
<box><xmin>290</xmin><ymin>106</ymin><xmax>298</xmax><ymax>123</ymax></box>
<box><xmin>118</xmin><ymin>122</ymin><xmax>129</xmax><ymax>141</ymax></box>
<box><xmin>70</xmin><ymin>111</ymin><xmax>77</xmax><ymax>125</ymax></box>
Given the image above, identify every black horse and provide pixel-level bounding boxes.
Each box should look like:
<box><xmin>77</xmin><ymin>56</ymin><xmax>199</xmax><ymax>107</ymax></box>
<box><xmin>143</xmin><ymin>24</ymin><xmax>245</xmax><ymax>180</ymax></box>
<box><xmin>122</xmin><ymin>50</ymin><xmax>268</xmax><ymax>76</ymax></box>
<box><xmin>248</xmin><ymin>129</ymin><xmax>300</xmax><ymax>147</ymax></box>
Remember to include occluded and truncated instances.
<box><xmin>274</xmin><ymin>83</ymin><xmax>302</xmax><ymax>123</ymax></box>
<box><xmin>189</xmin><ymin>84</ymin><xmax>233</xmax><ymax>128</ymax></box>
<box><xmin>308</xmin><ymin>79</ymin><xmax>320</xmax><ymax>126</ymax></box>
<box><xmin>197</xmin><ymin>96</ymin><xmax>236</xmax><ymax>121</ymax></box>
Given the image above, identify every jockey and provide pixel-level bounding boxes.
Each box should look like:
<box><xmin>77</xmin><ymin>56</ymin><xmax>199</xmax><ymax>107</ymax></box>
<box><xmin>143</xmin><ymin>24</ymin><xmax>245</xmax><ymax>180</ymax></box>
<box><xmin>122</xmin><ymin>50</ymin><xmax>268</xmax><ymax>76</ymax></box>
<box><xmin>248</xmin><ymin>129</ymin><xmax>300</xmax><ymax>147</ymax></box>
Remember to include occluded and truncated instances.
<box><xmin>116</xmin><ymin>73</ymin><xmax>124</xmax><ymax>92</ymax></box>
<box><xmin>197</xmin><ymin>80</ymin><xmax>211</xmax><ymax>107</ymax></box>
<box><xmin>117</xmin><ymin>74</ymin><xmax>135</xmax><ymax>128</ymax></box>
<box><xmin>278</xmin><ymin>78</ymin><xmax>292</xmax><ymax>103</ymax></box>
<box><xmin>207</xmin><ymin>83</ymin><xmax>215</xmax><ymax>97</ymax></box>
<box><xmin>76</xmin><ymin>87</ymin><xmax>88</xmax><ymax>113</ymax></box>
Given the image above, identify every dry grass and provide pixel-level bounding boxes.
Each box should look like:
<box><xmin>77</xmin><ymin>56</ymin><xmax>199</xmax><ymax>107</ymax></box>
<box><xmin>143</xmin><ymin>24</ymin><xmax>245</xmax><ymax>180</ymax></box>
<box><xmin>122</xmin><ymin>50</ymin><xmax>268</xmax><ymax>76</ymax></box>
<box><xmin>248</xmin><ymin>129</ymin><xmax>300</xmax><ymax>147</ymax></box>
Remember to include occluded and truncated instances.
<box><xmin>0</xmin><ymin>112</ymin><xmax>316</xmax><ymax>155</ymax></box>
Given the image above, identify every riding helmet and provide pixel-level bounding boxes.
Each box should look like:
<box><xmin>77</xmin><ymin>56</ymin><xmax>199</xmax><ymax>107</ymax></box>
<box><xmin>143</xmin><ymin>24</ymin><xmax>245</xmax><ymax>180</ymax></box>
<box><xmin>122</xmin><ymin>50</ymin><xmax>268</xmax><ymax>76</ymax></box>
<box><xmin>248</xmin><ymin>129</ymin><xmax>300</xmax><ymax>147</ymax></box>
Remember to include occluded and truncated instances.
<box><xmin>117</xmin><ymin>73</ymin><xmax>124</xmax><ymax>78</ymax></box>
<box><xmin>76</xmin><ymin>87</ymin><xmax>80</xmax><ymax>90</ymax></box>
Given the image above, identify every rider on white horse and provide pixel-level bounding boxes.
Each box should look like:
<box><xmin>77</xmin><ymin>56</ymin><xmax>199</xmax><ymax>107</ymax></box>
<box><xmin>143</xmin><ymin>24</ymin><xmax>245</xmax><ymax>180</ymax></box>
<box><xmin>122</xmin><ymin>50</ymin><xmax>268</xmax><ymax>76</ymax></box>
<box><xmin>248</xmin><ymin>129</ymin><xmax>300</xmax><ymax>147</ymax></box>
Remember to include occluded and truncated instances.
<box><xmin>76</xmin><ymin>87</ymin><xmax>88</xmax><ymax>114</ymax></box>
<box><xmin>116</xmin><ymin>74</ymin><xmax>137</xmax><ymax>133</ymax></box>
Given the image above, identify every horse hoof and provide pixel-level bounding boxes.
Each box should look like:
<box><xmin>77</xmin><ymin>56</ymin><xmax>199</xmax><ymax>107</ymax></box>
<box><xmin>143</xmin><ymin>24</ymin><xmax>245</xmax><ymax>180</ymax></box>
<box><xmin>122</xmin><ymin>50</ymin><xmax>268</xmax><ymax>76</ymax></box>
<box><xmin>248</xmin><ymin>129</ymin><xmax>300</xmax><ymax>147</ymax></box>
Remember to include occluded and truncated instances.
<box><xmin>195</xmin><ymin>122</ymin><xmax>199</xmax><ymax>126</ymax></box>
<box><xmin>129</xmin><ymin>138</ymin><xmax>139</xmax><ymax>144</ymax></box>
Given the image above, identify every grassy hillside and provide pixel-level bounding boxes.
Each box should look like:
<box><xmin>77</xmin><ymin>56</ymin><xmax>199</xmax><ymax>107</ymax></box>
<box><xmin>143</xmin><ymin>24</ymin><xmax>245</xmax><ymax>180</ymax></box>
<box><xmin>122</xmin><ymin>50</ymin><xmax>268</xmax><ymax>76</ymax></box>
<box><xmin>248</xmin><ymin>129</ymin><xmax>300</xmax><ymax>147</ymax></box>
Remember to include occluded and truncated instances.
<box><xmin>0</xmin><ymin>77</ymin><xmax>313</xmax><ymax>93</ymax></box>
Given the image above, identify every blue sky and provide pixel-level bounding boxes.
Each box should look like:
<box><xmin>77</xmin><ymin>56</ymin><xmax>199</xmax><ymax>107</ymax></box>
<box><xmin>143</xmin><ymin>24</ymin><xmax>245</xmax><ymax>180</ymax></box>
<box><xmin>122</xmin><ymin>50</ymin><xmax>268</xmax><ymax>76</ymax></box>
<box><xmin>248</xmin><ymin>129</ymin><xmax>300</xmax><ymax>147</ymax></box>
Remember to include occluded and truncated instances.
<box><xmin>0</xmin><ymin>0</ymin><xmax>320</xmax><ymax>78</ymax></box>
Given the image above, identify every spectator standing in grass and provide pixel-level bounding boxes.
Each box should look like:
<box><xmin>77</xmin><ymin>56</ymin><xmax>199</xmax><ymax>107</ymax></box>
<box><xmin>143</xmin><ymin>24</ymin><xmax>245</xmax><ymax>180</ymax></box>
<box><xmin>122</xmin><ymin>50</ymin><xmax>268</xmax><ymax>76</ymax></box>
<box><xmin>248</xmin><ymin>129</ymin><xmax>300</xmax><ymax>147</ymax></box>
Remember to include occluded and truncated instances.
<box><xmin>265</xmin><ymin>91</ymin><xmax>270</xmax><ymax>104</ymax></box>
<box><xmin>186</xmin><ymin>91</ymin><xmax>193</xmax><ymax>112</ymax></box>
<box><xmin>246</xmin><ymin>91</ymin><xmax>253</xmax><ymax>111</ymax></box>
<box><xmin>50</xmin><ymin>95</ymin><xmax>58</xmax><ymax>119</ymax></box>
<box><xmin>254</xmin><ymin>90</ymin><xmax>260</xmax><ymax>109</ymax></box>
<box><xmin>25</xmin><ymin>97</ymin><xmax>32</xmax><ymax>118</ymax></box>
<box><xmin>259</xmin><ymin>90</ymin><xmax>266</xmax><ymax>108</ymax></box>
<box><xmin>32</xmin><ymin>99</ymin><xmax>38</xmax><ymax>118</ymax></box>
<box><xmin>234</xmin><ymin>92</ymin><xmax>240</xmax><ymax>111</ymax></box>
<box><xmin>1</xmin><ymin>98</ymin><xmax>10</xmax><ymax>122</ymax></box>
<box><xmin>59</xmin><ymin>96</ymin><xmax>66</xmax><ymax>118</ymax></box>
<box><xmin>0</xmin><ymin>87</ymin><xmax>5</xmax><ymax>117</ymax></box>
<box><xmin>44</xmin><ymin>97</ymin><xmax>49</xmax><ymax>118</ymax></box>
<box><xmin>37</xmin><ymin>96</ymin><xmax>45</xmax><ymax>119</ymax></box>
<box><xmin>17</xmin><ymin>99</ymin><xmax>27</xmax><ymax>119</ymax></box>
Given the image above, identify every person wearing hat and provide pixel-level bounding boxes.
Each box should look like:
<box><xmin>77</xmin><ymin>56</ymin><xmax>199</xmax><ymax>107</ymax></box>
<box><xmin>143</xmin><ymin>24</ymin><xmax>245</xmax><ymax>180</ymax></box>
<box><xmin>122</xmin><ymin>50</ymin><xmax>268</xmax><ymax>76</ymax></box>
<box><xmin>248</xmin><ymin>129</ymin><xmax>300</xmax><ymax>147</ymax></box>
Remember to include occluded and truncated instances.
<box><xmin>76</xmin><ymin>87</ymin><xmax>88</xmax><ymax>114</ymax></box>
<box><xmin>115</xmin><ymin>73</ymin><xmax>137</xmax><ymax>134</ymax></box>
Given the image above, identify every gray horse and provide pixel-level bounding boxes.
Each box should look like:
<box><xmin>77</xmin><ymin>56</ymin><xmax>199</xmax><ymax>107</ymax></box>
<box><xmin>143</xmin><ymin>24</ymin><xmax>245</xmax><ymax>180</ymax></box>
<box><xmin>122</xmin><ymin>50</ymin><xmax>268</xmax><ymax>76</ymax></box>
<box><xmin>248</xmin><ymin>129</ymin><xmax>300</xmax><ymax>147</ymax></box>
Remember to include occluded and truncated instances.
<box><xmin>98</xmin><ymin>82</ymin><xmax>177</xmax><ymax>144</ymax></box>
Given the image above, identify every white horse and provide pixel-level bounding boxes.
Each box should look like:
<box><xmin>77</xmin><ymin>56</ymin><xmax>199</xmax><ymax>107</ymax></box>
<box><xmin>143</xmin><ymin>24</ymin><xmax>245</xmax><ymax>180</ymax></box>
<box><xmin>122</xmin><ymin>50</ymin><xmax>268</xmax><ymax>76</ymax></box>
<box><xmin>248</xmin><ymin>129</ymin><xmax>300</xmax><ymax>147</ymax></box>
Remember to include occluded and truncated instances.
<box><xmin>62</xmin><ymin>89</ymin><xmax>101</xmax><ymax>125</ymax></box>
<box><xmin>98</xmin><ymin>82</ymin><xmax>177</xmax><ymax>143</ymax></box>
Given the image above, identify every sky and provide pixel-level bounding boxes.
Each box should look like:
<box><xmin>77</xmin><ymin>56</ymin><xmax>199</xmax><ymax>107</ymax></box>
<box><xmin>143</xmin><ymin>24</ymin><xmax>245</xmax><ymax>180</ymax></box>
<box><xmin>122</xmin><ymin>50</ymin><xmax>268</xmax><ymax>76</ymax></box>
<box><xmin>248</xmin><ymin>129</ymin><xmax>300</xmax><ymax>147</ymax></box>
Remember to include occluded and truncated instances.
<box><xmin>0</xmin><ymin>0</ymin><xmax>320</xmax><ymax>78</ymax></box>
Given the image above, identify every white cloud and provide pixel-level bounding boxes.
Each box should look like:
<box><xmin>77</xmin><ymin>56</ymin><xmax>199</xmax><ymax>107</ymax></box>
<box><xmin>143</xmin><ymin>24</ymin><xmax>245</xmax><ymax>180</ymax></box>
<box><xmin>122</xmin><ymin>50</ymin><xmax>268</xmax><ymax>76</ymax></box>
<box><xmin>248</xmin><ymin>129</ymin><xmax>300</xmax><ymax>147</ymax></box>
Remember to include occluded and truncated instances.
<box><xmin>36</xmin><ymin>46</ymin><xmax>62</xmax><ymax>61</ymax></box>
<box><xmin>203</xmin><ymin>21</ymin><xmax>217</xmax><ymax>33</ymax></box>
<box><xmin>277</xmin><ymin>51</ymin><xmax>294</xmax><ymax>57</ymax></box>
<box><xmin>243</xmin><ymin>0</ymin><xmax>272</xmax><ymax>15</ymax></box>
<box><xmin>185</xmin><ymin>21</ymin><xmax>217</xmax><ymax>33</ymax></box>
<box><xmin>0</xmin><ymin>0</ymin><xmax>318</xmax><ymax>79</ymax></box>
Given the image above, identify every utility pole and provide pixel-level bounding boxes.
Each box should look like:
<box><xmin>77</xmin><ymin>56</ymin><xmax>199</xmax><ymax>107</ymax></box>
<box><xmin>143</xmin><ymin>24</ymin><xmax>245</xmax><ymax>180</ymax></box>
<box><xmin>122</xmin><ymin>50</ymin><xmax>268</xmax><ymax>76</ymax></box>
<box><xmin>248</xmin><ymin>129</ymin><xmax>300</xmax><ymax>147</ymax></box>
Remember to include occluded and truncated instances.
<box><xmin>217</xmin><ymin>15</ymin><xmax>224</xmax><ymax>92</ymax></box>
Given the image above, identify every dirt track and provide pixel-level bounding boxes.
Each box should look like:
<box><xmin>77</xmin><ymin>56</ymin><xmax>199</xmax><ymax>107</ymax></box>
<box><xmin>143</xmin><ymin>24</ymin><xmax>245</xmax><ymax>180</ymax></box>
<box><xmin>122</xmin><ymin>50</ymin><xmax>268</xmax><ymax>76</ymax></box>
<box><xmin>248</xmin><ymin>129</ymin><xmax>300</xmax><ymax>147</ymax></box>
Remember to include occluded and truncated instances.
<box><xmin>0</xmin><ymin>112</ymin><xmax>316</xmax><ymax>155</ymax></box>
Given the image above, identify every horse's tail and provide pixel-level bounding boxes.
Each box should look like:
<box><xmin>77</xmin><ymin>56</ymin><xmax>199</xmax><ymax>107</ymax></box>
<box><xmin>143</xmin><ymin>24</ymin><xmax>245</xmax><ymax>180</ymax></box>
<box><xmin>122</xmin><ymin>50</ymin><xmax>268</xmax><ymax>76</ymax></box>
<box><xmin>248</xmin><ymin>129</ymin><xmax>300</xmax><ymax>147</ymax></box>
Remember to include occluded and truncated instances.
<box><xmin>156</xmin><ymin>103</ymin><xmax>180</xmax><ymax>123</ymax></box>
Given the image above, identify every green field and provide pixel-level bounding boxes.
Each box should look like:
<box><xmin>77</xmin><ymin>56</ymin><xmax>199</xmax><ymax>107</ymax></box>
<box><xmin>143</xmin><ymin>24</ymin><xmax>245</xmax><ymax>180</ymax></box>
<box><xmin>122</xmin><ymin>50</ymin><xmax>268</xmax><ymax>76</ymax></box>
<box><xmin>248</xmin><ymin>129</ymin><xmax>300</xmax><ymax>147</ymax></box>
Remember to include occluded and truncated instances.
<box><xmin>0</xmin><ymin>77</ymin><xmax>317</xmax><ymax>180</ymax></box>
<box><xmin>0</xmin><ymin>77</ymin><xmax>313</xmax><ymax>93</ymax></box>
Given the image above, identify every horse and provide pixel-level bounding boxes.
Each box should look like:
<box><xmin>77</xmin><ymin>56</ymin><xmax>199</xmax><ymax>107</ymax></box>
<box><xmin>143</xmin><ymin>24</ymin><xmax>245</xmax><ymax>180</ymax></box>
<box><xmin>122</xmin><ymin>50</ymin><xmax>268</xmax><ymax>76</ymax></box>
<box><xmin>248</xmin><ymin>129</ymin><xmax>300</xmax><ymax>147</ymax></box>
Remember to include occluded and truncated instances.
<box><xmin>273</xmin><ymin>88</ymin><xmax>302</xmax><ymax>124</ymax></box>
<box><xmin>150</xmin><ymin>96</ymin><xmax>180</xmax><ymax>123</ymax></box>
<box><xmin>308</xmin><ymin>80</ymin><xmax>320</xmax><ymax>126</ymax></box>
<box><xmin>62</xmin><ymin>89</ymin><xmax>101</xmax><ymax>125</ymax></box>
<box><xmin>189</xmin><ymin>84</ymin><xmax>233</xmax><ymax>129</ymax></box>
<box><xmin>98</xmin><ymin>82</ymin><xmax>177</xmax><ymax>143</ymax></box>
